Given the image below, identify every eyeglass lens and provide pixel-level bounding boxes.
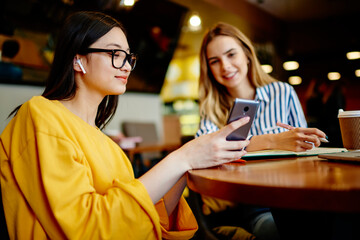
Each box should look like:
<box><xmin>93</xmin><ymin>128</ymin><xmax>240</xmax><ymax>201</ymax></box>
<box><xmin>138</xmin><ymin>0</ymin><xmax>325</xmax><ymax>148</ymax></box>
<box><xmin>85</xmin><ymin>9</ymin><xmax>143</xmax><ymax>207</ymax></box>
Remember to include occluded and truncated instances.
<box><xmin>113</xmin><ymin>50</ymin><xmax>136</xmax><ymax>70</ymax></box>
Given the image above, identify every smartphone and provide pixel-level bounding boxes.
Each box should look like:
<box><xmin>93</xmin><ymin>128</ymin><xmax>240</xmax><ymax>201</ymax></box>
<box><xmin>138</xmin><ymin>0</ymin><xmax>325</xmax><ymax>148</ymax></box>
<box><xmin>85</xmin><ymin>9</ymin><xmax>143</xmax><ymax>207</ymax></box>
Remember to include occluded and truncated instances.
<box><xmin>226</xmin><ymin>98</ymin><xmax>260</xmax><ymax>141</ymax></box>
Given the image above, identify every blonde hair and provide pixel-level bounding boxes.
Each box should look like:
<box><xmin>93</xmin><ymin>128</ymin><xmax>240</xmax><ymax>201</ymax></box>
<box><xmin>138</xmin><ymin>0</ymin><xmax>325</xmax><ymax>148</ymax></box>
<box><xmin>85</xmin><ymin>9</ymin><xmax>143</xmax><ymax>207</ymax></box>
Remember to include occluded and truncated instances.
<box><xmin>198</xmin><ymin>22</ymin><xmax>277</xmax><ymax>127</ymax></box>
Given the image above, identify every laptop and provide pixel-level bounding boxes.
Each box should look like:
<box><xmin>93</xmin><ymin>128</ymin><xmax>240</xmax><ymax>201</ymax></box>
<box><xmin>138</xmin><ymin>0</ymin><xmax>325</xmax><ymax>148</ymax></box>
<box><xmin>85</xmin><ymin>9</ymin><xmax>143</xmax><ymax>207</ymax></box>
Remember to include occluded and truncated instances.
<box><xmin>318</xmin><ymin>150</ymin><xmax>360</xmax><ymax>163</ymax></box>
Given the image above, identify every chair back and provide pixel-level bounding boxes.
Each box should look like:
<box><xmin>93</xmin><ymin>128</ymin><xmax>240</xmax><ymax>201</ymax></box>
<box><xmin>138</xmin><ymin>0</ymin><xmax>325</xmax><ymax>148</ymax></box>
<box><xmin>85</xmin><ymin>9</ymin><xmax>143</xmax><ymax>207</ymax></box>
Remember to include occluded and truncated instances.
<box><xmin>162</xmin><ymin>115</ymin><xmax>182</xmax><ymax>146</ymax></box>
<box><xmin>122</xmin><ymin>121</ymin><xmax>160</xmax><ymax>147</ymax></box>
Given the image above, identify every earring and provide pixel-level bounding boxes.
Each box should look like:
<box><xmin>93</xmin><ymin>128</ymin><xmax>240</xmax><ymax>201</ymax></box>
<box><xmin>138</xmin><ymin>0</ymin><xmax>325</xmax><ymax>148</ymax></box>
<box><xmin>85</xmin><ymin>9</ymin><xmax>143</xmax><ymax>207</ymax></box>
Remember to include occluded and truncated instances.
<box><xmin>76</xmin><ymin>59</ymin><xmax>86</xmax><ymax>74</ymax></box>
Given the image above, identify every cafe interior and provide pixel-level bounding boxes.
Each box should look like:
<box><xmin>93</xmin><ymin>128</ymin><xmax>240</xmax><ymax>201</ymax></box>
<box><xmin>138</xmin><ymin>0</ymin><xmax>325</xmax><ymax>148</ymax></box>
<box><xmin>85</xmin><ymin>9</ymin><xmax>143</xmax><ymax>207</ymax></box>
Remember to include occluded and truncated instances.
<box><xmin>1</xmin><ymin>0</ymin><xmax>360</xmax><ymax>136</ymax></box>
<box><xmin>1</xmin><ymin>0</ymin><xmax>360</xmax><ymax>239</ymax></box>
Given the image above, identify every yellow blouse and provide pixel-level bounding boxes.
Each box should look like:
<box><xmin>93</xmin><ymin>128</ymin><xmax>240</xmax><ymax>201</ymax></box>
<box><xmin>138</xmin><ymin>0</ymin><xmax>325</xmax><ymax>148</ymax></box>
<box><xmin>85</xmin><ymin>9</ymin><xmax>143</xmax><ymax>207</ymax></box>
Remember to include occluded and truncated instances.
<box><xmin>0</xmin><ymin>96</ymin><xmax>197</xmax><ymax>239</ymax></box>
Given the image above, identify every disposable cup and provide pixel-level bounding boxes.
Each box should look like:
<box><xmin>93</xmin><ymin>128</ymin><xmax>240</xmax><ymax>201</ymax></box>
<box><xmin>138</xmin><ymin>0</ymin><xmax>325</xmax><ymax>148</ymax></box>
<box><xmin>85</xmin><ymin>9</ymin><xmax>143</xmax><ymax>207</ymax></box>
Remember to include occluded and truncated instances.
<box><xmin>338</xmin><ymin>109</ymin><xmax>360</xmax><ymax>150</ymax></box>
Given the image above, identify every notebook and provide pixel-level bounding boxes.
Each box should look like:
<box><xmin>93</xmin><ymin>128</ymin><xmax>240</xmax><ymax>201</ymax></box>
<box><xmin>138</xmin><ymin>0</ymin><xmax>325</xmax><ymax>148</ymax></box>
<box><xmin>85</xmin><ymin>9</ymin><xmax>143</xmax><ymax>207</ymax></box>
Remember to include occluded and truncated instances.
<box><xmin>318</xmin><ymin>150</ymin><xmax>360</xmax><ymax>162</ymax></box>
<box><xmin>241</xmin><ymin>147</ymin><xmax>347</xmax><ymax>160</ymax></box>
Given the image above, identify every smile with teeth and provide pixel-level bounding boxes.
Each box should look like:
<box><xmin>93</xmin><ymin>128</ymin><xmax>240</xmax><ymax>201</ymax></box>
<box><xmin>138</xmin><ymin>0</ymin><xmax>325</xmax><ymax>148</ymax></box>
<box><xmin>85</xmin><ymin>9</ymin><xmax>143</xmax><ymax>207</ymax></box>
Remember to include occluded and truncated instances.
<box><xmin>223</xmin><ymin>71</ymin><xmax>237</xmax><ymax>79</ymax></box>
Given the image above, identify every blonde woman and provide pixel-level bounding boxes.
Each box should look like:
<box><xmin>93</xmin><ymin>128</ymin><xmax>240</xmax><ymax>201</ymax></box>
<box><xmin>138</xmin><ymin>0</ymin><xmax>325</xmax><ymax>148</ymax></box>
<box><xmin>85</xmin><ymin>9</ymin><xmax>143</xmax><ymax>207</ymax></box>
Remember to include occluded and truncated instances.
<box><xmin>195</xmin><ymin>22</ymin><xmax>326</xmax><ymax>240</ymax></box>
<box><xmin>197</xmin><ymin>22</ymin><xmax>326</xmax><ymax>152</ymax></box>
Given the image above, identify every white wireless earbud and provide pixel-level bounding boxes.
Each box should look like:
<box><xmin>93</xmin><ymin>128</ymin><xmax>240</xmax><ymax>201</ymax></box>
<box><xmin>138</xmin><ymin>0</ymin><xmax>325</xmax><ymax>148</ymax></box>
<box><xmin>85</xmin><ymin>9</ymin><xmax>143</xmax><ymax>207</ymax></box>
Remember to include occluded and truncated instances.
<box><xmin>76</xmin><ymin>59</ymin><xmax>86</xmax><ymax>74</ymax></box>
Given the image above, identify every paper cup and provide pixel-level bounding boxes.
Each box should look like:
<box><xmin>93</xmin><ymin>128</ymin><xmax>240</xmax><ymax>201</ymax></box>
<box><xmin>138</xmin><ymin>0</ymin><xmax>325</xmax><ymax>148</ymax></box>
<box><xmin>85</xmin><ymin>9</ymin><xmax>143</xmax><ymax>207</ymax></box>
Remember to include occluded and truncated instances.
<box><xmin>338</xmin><ymin>109</ymin><xmax>360</xmax><ymax>150</ymax></box>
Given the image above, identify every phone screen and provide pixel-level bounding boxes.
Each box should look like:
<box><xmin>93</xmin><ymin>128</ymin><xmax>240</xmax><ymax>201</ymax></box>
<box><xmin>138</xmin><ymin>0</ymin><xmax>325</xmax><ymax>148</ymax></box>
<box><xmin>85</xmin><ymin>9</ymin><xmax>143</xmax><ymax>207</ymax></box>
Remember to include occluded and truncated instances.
<box><xmin>226</xmin><ymin>98</ymin><xmax>260</xmax><ymax>141</ymax></box>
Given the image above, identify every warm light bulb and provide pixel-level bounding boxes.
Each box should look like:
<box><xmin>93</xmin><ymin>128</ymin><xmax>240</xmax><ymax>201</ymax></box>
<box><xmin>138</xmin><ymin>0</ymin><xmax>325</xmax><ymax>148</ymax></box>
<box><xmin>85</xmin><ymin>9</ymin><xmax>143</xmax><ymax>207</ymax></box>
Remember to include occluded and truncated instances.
<box><xmin>328</xmin><ymin>72</ymin><xmax>341</xmax><ymax>80</ymax></box>
<box><xmin>288</xmin><ymin>76</ymin><xmax>302</xmax><ymax>85</ymax></box>
<box><xmin>189</xmin><ymin>14</ymin><xmax>201</xmax><ymax>27</ymax></box>
<box><xmin>261</xmin><ymin>64</ymin><xmax>273</xmax><ymax>73</ymax></box>
<box><xmin>355</xmin><ymin>69</ymin><xmax>360</xmax><ymax>77</ymax></box>
<box><xmin>283</xmin><ymin>61</ymin><xmax>299</xmax><ymax>71</ymax></box>
<box><xmin>124</xmin><ymin>0</ymin><xmax>135</xmax><ymax>6</ymax></box>
<box><xmin>346</xmin><ymin>51</ymin><xmax>360</xmax><ymax>60</ymax></box>
<box><xmin>187</xmin><ymin>13</ymin><xmax>202</xmax><ymax>32</ymax></box>
<box><xmin>119</xmin><ymin>0</ymin><xmax>135</xmax><ymax>6</ymax></box>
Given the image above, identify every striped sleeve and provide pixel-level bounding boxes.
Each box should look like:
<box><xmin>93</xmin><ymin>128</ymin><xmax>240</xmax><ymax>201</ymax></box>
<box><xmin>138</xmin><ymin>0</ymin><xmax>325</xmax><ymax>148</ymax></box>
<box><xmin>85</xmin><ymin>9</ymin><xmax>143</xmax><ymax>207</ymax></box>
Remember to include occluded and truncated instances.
<box><xmin>195</xmin><ymin>116</ymin><xmax>219</xmax><ymax>138</ymax></box>
<box><xmin>288</xmin><ymin>85</ymin><xmax>308</xmax><ymax>128</ymax></box>
<box><xmin>251</xmin><ymin>81</ymin><xmax>307</xmax><ymax>136</ymax></box>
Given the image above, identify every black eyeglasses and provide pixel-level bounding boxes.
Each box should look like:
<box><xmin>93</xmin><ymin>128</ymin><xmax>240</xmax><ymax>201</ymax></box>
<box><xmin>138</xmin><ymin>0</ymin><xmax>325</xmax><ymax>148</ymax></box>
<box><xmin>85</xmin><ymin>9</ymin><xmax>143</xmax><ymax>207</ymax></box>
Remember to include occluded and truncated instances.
<box><xmin>82</xmin><ymin>48</ymin><xmax>137</xmax><ymax>71</ymax></box>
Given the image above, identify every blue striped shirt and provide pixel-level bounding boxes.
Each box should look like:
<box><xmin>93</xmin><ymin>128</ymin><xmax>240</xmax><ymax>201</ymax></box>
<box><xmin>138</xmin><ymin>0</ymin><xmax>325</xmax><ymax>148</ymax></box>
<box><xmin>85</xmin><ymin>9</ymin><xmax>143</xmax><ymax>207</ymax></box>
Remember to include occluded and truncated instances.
<box><xmin>196</xmin><ymin>81</ymin><xmax>307</xmax><ymax>138</ymax></box>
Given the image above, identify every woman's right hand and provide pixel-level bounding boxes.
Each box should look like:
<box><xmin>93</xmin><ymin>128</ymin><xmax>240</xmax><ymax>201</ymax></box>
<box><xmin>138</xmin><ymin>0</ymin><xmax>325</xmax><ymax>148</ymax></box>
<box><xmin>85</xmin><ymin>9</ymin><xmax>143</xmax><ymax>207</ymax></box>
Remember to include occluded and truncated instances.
<box><xmin>174</xmin><ymin>116</ymin><xmax>251</xmax><ymax>171</ymax></box>
<box><xmin>271</xmin><ymin>127</ymin><xmax>326</xmax><ymax>152</ymax></box>
<box><xmin>247</xmin><ymin>127</ymin><xmax>327</xmax><ymax>152</ymax></box>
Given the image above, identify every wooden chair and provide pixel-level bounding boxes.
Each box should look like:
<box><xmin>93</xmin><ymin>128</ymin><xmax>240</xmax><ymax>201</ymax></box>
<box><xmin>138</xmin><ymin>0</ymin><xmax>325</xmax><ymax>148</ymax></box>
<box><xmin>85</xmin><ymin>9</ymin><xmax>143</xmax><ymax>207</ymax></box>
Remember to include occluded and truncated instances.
<box><xmin>122</xmin><ymin>121</ymin><xmax>165</xmax><ymax>176</ymax></box>
<box><xmin>162</xmin><ymin>115</ymin><xmax>182</xmax><ymax>146</ymax></box>
<box><xmin>122</xmin><ymin>121</ymin><xmax>160</xmax><ymax>147</ymax></box>
<box><xmin>122</xmin><ymin>118</ymin><xmax>183</xmax><ymax>177</ymax></box>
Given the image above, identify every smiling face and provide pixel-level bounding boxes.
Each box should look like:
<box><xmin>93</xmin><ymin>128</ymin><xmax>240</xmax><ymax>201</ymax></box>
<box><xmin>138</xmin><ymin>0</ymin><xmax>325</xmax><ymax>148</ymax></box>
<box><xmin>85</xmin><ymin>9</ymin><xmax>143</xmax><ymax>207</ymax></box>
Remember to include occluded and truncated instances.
<box><xmin>206</xmin><ymin>35</ymin><xmax>250</xmax><ymax>93</ymax></box>
<box><xmin>76</xmin><ymin>27</ymin><xmax>131</xmax><ymax>99</ymax></box>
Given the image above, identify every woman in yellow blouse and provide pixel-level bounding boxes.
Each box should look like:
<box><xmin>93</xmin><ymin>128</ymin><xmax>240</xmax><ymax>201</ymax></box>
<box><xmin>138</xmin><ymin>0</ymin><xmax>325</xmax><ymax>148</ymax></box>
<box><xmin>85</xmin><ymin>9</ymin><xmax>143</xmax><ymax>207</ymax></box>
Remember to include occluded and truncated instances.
<box><xmin>0</xmin><ymin>11</ymin><xmax>251</xmax><ymax>239</ymax></box>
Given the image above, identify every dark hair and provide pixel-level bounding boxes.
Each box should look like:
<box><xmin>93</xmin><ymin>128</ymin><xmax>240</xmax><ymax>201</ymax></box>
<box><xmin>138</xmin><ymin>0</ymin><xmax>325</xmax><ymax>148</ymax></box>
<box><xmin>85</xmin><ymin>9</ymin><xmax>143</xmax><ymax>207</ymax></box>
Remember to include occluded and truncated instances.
<box><xmin>10</xmin><ymin>11</ymin><xmax>126</xmax><ymax>129</ymax></box>
<box><xmin>2</xmin><ymin>39</ymin><xmax>20</xmax><ymax>58</ymax></box>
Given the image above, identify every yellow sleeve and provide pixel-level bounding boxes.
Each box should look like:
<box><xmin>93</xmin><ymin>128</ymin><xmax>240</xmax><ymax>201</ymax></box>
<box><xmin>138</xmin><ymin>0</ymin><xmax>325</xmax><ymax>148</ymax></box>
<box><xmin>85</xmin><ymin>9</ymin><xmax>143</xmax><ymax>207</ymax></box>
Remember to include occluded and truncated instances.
<box><xmin>1</xmin><ymin>97</ymin><xmax>163</xmax><ymax>240</ymax></box>
<box><xmin>9</xmin><ymin>131</ymin><xmax>161</xmax><ymax>239</ymax></box>
<box><xmin>155</xmin><ymin>197</ymin><xmax>198</xmax><ymax>240</ymax></box>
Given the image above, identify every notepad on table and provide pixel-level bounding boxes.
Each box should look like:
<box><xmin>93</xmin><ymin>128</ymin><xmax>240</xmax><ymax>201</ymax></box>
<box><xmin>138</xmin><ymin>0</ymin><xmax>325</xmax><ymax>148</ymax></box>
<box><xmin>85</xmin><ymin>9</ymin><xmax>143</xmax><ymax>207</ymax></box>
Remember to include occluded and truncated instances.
<box><xmin>241</xmin><ymin>147</ymin><xmax>347</xmax><ymax>160</ymax></box>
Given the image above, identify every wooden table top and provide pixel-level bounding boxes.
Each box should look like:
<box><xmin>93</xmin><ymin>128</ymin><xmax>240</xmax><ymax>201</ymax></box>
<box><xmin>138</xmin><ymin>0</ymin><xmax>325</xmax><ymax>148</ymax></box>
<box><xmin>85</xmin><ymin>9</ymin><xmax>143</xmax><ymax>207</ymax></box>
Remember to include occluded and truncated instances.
<box><xmin>187</xmin><ymin>156</ymin><xmax>360</xmax><ymax>213</ymax></box>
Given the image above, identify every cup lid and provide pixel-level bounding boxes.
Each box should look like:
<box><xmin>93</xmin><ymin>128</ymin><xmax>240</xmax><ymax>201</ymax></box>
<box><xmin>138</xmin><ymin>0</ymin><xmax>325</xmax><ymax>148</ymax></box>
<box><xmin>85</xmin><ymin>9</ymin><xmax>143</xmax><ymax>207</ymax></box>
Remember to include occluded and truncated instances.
<box><xmin>338</xmin><ymin>109</ymin><xmax>360</xmax><ymax>118</ymax></box>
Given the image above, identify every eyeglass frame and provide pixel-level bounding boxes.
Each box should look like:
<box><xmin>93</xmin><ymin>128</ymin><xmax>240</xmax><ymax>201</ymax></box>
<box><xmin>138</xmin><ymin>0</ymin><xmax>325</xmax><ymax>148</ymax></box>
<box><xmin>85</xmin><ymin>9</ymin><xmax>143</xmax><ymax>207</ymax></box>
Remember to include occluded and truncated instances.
<box><xmin>79</xmin><ymin>48</ymin><xmax>137</xmax><ymax>71</ymax></box>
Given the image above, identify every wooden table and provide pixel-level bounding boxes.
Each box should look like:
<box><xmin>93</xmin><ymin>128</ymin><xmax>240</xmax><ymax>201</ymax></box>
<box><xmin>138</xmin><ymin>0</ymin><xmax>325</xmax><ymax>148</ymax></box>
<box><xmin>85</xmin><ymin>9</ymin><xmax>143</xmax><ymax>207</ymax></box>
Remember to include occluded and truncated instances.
<box><xmin>187</xmin><ymin>156</ymin><xmax>360</xmax><ymax>213</ymax></box>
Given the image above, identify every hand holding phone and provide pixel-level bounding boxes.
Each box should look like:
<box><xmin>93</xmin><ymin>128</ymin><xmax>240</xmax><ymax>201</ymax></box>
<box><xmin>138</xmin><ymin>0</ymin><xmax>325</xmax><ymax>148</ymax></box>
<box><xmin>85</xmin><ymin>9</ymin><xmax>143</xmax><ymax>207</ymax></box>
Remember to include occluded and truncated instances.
<box><xmin>226</xmin><ymin>98</ymin><xmax>260</xmax><ymax>141</ymax></box>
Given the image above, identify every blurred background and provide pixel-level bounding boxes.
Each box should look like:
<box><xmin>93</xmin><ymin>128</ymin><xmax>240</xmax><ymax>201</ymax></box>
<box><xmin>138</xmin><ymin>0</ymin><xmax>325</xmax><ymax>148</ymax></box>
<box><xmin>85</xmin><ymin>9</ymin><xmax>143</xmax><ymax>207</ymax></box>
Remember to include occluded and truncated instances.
<box><xmin>1</xmin><ymin>0</ymin><xmax>359</xmax><ymax>147</ymax></box>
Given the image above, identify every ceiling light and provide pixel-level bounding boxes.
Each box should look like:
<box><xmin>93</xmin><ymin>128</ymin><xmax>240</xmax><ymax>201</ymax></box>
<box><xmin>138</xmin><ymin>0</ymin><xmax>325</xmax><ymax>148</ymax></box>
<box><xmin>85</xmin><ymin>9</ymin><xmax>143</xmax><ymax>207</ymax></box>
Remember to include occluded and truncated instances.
<box><xmin>119</xmin><ymin>0</ymin><xmax>135</xmax><ymax>7</ymax></box>
<box><xmin>288</xmin><ymin>76</ymin><xmax>302</xmax><ymax>85</ymax></box>
<box><xmin>261</xmin><ymin>64</ymin><xmax>273</xmax><ymax>73</ymax></box>
<box><xmin>346</xmin><ymin>51</ymin><xmax>360</xmax><ymax>60</ymax></box>
<box><xmin>189</xmin><ymin>14</ymin><xmax>201</xmax><ymax>27</ymax></box>
<box><xmin>283</xmin><ymin>61</ymin><xmax>299</xmax><ymax>71</ymax></box>
<box><xmin>328</xmin><ymin>72</ymin><xmax>341</xmax><ymax>80</ymax></box>
<box><xmin>355</xmin><ymin>69</ymin><xmax>360</xmax><ymax>77</ymax></box>
<box><xmin>188</xmin><ymin>12</ymin><xmax>202</xmax><ymax>31</ymax></box>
